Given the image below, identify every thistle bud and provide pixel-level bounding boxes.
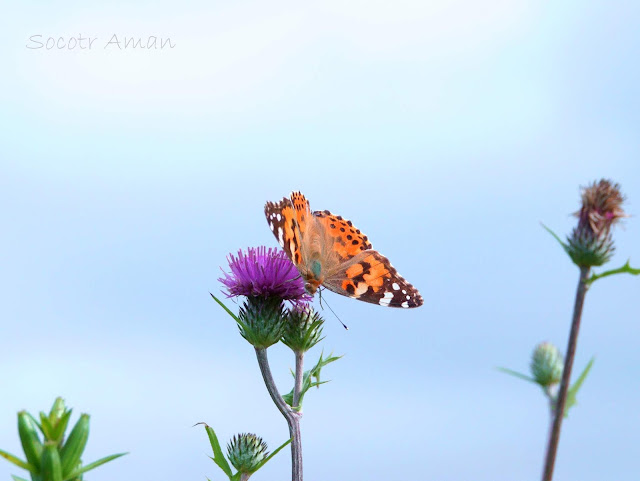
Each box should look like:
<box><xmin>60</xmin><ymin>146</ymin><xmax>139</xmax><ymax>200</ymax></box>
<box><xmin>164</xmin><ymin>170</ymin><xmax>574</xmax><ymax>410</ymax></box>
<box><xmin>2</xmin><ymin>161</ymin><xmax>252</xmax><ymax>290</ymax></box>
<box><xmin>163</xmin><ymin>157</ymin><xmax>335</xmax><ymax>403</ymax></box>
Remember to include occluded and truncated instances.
<box><xmin>531</xmin><ymin>342</ymin><xmax>563</xmax><ymax>387</ymax></box>
<box><xmin>567</xmin><ymin>179</ymin><xmax>626</xmax><ymax>267</ymax></box>
<box><xmin>227</xmin><ymin>433</ymin><xmax>269</xmax><ymax>475</ymax></box>
<box><xmin>237</xmin><ymin>296</ymin><xmax>287</xmax><ymax>349</ymax></box>
<box><xmin>281</xmin><ymin>305</ymin><xmax>325</xmax><ymax>353</ymax></box>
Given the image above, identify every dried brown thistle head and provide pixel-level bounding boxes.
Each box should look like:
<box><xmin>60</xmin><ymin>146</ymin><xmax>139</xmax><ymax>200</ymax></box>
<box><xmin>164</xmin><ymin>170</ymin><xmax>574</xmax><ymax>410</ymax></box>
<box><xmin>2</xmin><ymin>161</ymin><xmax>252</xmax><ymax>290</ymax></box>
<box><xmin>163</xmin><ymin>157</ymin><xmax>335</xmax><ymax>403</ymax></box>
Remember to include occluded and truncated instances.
<box><xmin>567</xmin><ymin>179</ymin><xmax>626</xmax><ymax>267</ymax></box>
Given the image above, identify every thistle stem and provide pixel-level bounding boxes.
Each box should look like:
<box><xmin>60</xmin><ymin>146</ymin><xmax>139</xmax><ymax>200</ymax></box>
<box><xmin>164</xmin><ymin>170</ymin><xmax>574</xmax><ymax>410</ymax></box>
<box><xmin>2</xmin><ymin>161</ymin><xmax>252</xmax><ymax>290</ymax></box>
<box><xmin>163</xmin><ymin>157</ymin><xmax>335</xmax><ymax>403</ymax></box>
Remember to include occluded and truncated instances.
<box><xmin>255</xmin><ymin>348</ymin><xmax>303</xmax><ymax>481</ymax></box>
<box><xmin>293</xmin><ymin>351</ymin><xmax>304</xmax><ymax>409</ymax></box>
<box><xmin>541</xmin><ymin>265</ymin><xmax>590</xmax><ymax>481</ymax></box>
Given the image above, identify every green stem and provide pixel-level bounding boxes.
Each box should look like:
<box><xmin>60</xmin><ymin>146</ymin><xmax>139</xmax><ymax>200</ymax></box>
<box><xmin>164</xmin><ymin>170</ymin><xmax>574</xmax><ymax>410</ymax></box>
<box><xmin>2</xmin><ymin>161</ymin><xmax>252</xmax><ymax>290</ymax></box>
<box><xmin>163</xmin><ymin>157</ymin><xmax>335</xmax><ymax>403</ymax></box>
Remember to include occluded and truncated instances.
<box><xmin>541</xmin><ymin>265</ymin><xmax>590</xmax><ymax>481</ymax></box>
<box><xmin>254</xmin><ymin>348</ymin><xmax>303</xmax><ymax>481</ymax></box>
<box><xmin>293</xmin><ymin>351</ymin><xmax>304</xmax><ymax>410</ymax></box>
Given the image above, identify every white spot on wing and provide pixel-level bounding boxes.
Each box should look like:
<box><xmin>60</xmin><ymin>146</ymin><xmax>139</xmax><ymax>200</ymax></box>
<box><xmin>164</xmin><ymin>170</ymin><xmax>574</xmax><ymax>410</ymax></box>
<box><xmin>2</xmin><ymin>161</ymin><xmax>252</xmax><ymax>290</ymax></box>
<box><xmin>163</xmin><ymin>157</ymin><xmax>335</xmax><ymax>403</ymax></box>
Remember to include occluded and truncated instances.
<box><xmin>379</xmin><ymin>291</ymin><xmax>394</xmax><ymax>306</ymax></box>
<box><xmin>401</xmin><ymin>301</ymin><xmax>409</xmax><ymax>308</ymax></box>
<box><xmin>276</xmin><ymin>213</ymin><xmax>282</xmax><ymax>221</ymax></box>
<box><xmin>392</xmin><ymin>282</ymin><xmax>400</xmax><ymax>290</ymax></box>
<box><xmin>278</xmin><ymin>227</ymin><xmax>284</xmax><ymax>247</ymax></box>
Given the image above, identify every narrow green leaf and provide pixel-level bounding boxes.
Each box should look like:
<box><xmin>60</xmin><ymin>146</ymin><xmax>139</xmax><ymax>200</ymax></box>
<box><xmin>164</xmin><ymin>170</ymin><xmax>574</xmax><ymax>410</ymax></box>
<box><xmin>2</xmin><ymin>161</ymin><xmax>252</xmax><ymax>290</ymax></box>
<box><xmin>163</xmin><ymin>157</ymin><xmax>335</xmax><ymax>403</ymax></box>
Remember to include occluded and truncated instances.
<box><xmin>11</xmin><ymin>475</ymin><xmax>29</xmax><ymax>481</ymax></box>
<box><xmin>41</xmin><ymin>443</ymin><xmax>63</xmax><ymax>481</ymax></box>
<box><xmin>63</xmin><ymin>453</ymin><xmax>127</xmax><ymax>480</ymax></box>
<box><xmin>255</xmin><ymin>438</ymin><xmax>292</xmax><ymax>471</ymax></box>
<box><xmin>39</xmin><ymin>413</ymin><xmax>54</xmax><ymax>441</ymax></box>
<box><xmin>49</xmin><ymin>398</ymin><xmax>67</xmax><ymax>424</ymax></box>
<box><xmin>200</xmin><ymin>424</ymin><xmax>233</xmax><ymax>479</ymax></box>
<box><xmin>25</xmin><ymin>412</ymin><xmax>44</xmax><ymax>435</ymax></box>
<box><xmin>496</xmin><ymin>367</ymin><xmax>537</xmax><ymax>384</ymax></box>
<box><xmin>565</xmin><ymin>357</ymin><xmax>595</xmax><ymax>417</ymax></box>
<box><xmin>18</xmin><ymin>411</ymin><xmax>44</xmax><ymax>470</ymax></box>
<box><xmin>541</xmin><ymin>223</ymin><xmax>569</xmax><ymax>251</ymax></box>
<box><xmin>210</xmin><ymin>293</ymin><xmax>241</xmax><ymax>323</ymax></box>
<box><xmin>0</xmin><ymin>449</ymin><xmax>34</xmax><ymax>472</ymax></box>
<box><xmin>51</xmin><ymin>409</ymin><xmax>73</xmax><ymax>444</ymax></box>
<box><xmin>307</xmin><ymin>380</ymin><xmax>330</xmax><ymax>389</ymax></box>
<box><xmin>60</xmin><ymin>414</ymin><xmax>90</xmax><ymax>477</ymax></box>
<box><xmin>588</xmin><ymin>260</ymin><xmax>640</xmax><ymax>285</ymax></box>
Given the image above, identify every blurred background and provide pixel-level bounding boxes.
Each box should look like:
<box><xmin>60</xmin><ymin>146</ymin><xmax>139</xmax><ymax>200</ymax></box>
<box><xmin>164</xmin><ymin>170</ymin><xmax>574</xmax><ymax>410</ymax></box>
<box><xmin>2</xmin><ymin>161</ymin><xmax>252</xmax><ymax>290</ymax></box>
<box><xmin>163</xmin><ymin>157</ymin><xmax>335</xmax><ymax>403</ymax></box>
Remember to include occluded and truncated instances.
<box><xmin>1</xmin><ymin>1</ymin><xmax>639</xmax><ymax>480</ymax></box>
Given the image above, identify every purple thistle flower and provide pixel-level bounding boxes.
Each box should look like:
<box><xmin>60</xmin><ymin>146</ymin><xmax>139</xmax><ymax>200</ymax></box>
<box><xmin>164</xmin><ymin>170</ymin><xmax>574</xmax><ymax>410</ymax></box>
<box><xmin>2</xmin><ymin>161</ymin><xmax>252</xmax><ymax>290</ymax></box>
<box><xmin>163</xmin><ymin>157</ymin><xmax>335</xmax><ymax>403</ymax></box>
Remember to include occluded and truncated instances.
<box><xmin>219</xmin><ymin>247</ymin><xmax>311</xmax><ymax>304</ymax></box>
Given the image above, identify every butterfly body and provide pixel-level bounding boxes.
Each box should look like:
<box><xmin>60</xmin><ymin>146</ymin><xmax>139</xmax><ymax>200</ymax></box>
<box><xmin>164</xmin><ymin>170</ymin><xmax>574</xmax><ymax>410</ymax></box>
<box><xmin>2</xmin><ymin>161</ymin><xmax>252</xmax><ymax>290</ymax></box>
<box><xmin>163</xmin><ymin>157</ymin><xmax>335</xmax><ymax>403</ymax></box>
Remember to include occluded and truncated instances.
<box><xmin>265</xmin><ymin>192</ymin><xmax>423</xmax><ymax>308</ymax></box>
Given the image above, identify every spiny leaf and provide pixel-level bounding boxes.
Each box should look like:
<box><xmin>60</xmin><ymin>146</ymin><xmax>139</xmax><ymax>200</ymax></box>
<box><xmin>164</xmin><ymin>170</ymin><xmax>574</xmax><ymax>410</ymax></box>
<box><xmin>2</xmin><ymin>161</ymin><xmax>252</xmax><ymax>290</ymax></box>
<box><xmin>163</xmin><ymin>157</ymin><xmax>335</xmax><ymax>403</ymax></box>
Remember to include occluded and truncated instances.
<box><xmin>283</xmin><ymin>351</ymin><xmax>341</xmax><ymax>407</ymax></box>
<box><xmin>588</xmin><ymin>260</ymin><xmax>640</xmax><ymax>285</ymax></box>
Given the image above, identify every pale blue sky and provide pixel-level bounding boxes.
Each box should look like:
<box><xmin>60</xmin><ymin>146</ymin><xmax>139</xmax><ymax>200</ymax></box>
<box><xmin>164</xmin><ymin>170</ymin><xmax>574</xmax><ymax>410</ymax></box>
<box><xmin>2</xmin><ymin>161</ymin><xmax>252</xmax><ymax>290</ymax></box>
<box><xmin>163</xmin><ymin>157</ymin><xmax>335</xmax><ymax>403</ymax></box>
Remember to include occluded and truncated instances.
<box><xmin>1</xmin><ymin>1</ymin><xmax>639</xmax><ymax>480</ymax></box>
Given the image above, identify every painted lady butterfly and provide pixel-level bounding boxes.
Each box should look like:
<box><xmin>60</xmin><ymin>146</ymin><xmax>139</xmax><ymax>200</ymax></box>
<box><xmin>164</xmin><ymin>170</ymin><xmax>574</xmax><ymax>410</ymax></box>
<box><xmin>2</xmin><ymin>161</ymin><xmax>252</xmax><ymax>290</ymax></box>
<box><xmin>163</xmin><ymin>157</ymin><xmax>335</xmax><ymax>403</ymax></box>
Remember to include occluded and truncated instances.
<box><xmin>265</xmin><ymin>192</ymin><xmax>423</xmax><ymax>308</ymax></box>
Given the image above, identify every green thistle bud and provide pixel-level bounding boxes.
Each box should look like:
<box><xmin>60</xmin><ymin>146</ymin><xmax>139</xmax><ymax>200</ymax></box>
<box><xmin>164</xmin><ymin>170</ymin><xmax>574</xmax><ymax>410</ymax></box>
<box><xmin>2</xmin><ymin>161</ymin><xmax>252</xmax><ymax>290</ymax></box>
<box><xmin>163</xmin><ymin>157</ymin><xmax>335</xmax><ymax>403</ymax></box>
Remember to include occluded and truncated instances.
<box><xmin>566</xmin><ymin>179</ymin><xmax>626</xmax><ymax>267</ymax></box>
<box><xmin>237</xmin><ymin>296</ymin><xmax>287</xmax><ymax>349</ymax></box>
<box><xmin>531</xmin><ymin>342</ymin><xmax>563</xmax><ymax>387</ymax></box>
<box><xmin>227</xmin><ymin>433</ymin><xmax>269</xmax><ymax>475</ymax></box>
<box><xmin>282</xmin><ymin>306</ymin><xmax>325</xmax><ymax>353</ymax></box>
<box><xmin>566</xmin><ymin>225</ymin><xmax>614</xmax><ymax>267</ymax></box>
<box><xmin>17</xmin><ymin>411</ymin><xmax>43</xmax><ymax>470</ymax></box>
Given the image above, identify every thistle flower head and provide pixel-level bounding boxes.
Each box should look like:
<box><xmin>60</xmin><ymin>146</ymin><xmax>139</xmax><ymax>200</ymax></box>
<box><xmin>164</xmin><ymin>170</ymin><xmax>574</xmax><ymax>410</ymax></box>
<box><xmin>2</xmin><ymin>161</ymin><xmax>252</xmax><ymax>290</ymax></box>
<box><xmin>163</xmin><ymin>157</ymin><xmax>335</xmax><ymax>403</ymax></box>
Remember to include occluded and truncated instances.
<box><xmin>567</xmin><ymin>179</ymin><xmax>626</xmax><ymax>267</ymax></box>
<box><xmin>218</xmin><ymin>247</ymin><xmax>311</xmax><ymax>304</ymax></box>
<box><xmin>575</xmin><ymin>179</ymin><xmax>626</xmax><ymax>237</ymax></box>
<box><xmin>227</xmin><ymin>433</ymin><xmax>269</xmax><ymax>475</ymax></box>
<box><xmin>531</xmin><ymin>342</ymin><xmax>563</xmax><ymax>387</ymax></box>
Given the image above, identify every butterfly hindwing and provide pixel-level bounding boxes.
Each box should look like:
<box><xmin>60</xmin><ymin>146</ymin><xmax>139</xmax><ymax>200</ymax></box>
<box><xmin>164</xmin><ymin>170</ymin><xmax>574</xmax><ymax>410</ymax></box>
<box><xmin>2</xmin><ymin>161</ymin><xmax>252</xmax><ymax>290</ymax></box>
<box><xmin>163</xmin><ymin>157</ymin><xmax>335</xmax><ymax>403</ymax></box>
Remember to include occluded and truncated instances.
<box><xmin>323</xmin><ymin>250</ymin><xmax>423</xmax><ymax>308</ymax></box>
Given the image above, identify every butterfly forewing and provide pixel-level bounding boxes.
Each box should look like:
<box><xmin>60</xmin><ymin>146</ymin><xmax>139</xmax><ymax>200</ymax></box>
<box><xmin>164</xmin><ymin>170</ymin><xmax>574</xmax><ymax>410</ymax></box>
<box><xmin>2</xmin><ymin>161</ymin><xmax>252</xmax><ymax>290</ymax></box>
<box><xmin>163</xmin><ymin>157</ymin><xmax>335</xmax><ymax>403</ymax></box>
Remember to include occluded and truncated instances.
<box><xmin>313</xmin><ymin>210</ymin><xmax>373</xmax><ymax>261</ymax></box>
<box><xmin>264</xmin><ymin>196</ymin><xmax>303</xmax><ymax>265</ymax></box>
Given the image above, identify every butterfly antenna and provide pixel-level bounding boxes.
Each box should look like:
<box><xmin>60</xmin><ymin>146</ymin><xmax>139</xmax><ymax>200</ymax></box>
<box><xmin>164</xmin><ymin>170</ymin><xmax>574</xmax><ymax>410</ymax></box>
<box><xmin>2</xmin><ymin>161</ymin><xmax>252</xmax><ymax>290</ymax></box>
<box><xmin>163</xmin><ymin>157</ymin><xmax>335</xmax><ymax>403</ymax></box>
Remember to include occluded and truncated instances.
<box><xmin>318</xmin><ymin>288</ymin><xmax>349</xmax><ymax>330</ymax></box>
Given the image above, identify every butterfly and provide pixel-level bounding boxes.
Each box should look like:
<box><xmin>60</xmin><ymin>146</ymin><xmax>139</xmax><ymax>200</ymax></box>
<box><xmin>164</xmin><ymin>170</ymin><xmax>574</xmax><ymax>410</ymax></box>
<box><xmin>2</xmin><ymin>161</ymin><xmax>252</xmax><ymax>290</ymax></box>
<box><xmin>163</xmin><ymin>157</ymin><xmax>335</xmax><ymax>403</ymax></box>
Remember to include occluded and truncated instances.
<box><xmin>264</xmin><ymin>192</ymin><xmax>423</xmax><ymax>308</ymax></box>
